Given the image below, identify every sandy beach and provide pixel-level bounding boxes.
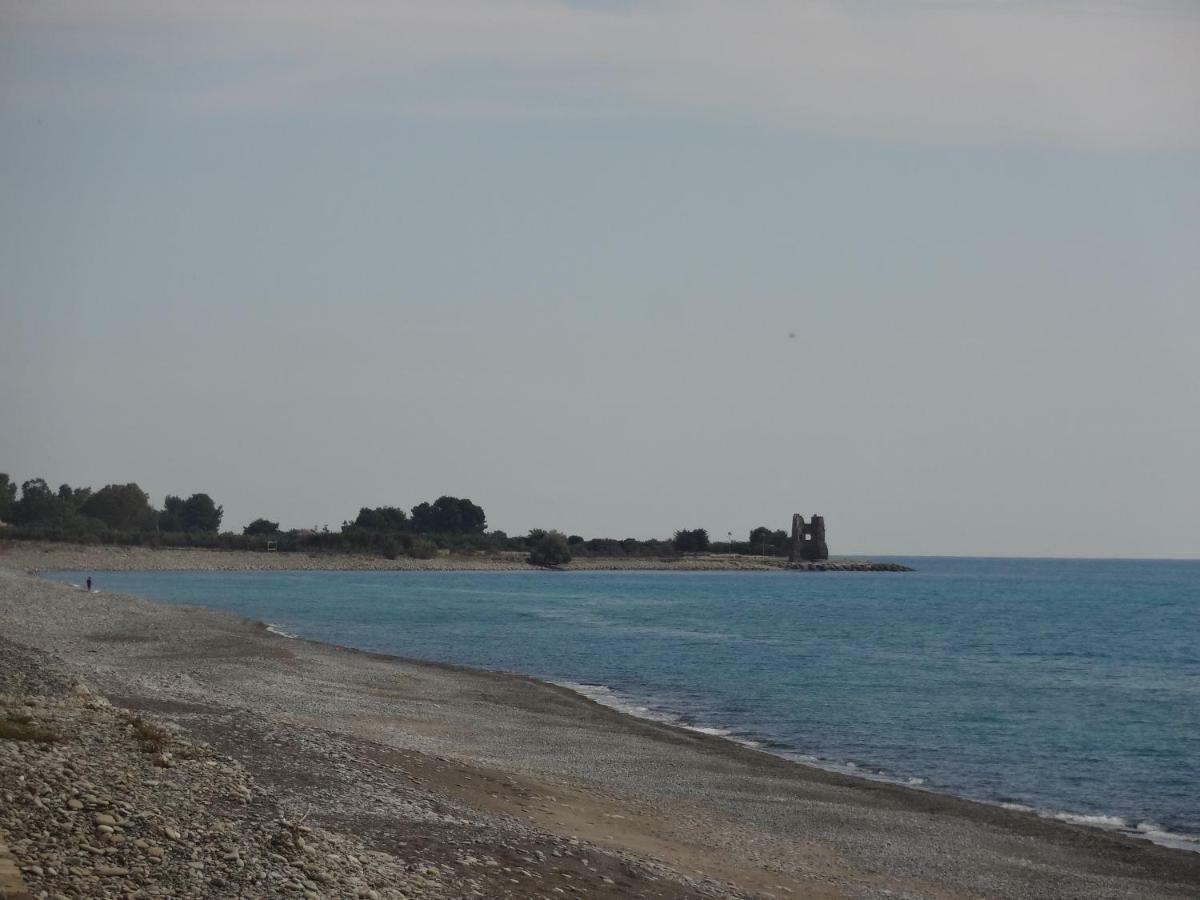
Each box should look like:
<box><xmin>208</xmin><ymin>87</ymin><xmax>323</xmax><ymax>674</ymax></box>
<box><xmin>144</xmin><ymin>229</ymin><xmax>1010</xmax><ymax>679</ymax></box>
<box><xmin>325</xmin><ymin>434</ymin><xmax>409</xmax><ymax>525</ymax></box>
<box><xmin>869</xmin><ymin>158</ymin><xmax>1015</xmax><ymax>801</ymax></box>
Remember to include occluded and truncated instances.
<box><xmin>1</xmin><ymin>557</ymin><xmax>1197</xmax><ymax>899</ymax></box>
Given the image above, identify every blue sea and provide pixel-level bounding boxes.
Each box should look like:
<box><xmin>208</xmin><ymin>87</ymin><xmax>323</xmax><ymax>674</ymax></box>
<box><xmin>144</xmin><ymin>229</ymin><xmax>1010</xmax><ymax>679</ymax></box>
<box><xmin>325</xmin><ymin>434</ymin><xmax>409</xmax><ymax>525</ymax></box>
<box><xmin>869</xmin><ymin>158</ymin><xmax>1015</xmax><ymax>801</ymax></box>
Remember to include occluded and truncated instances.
<box><xmin>47</xmin><ymin>558</ymin><xmax>1200</xmax><ymax>851</ymax></box>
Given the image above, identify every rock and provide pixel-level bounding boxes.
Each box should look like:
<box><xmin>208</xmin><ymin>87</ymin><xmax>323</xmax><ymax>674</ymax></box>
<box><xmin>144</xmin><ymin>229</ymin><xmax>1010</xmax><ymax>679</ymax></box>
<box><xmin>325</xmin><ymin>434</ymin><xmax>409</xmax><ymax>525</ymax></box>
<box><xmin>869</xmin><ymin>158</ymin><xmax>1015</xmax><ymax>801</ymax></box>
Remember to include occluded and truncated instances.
<box><xmin>93</xmin><ymin>813</ymin><xmax>117</xmax><ymax>826</ymax></box>
<box><xmin>96</xmin><ymin>866</ymin><xmax>129</xmax><ymax>876</ymax></box>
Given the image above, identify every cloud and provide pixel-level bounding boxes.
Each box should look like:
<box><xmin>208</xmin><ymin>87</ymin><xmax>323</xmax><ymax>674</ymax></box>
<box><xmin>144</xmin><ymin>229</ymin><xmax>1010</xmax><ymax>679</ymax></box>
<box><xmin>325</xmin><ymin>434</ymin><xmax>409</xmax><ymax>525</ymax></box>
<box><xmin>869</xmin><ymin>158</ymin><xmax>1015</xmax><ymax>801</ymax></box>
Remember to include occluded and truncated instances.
<box><xmin>2</xmin><ymin>0</ymin><xmax>1198</xmax><ymax>147</ymax></box>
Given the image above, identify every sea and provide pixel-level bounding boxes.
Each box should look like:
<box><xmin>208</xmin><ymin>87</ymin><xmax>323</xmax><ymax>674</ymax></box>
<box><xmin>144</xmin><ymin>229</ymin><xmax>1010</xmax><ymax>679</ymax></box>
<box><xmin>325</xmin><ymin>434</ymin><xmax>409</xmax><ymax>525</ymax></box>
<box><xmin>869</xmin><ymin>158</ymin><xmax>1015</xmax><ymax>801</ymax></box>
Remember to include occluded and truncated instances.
<box><xmin>46</xmin><ymin>558</ymin><xmax>1200</xmax><ymax>851</ymax></box>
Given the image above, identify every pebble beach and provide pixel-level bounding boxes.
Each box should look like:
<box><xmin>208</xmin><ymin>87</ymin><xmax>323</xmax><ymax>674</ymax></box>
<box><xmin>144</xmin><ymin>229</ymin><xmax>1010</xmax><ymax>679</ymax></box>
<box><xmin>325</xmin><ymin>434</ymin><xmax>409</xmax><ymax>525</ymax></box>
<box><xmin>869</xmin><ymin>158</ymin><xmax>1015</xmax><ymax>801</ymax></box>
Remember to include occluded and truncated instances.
<box><xmin>1</xmin><ymin>546</ymin><xmax>1197</xmax><ymax>899</ymax></box>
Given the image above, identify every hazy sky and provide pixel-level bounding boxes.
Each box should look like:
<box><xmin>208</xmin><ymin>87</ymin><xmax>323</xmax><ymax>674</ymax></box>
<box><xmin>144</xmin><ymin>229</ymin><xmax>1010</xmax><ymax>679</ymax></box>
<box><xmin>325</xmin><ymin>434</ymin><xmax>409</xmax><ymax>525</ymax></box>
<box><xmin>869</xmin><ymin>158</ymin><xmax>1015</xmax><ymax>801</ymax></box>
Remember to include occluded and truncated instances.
<box><xmin>2</xmin><ymin>0</ymin><xmax>1198</xmax><ymax>557</ymax></box>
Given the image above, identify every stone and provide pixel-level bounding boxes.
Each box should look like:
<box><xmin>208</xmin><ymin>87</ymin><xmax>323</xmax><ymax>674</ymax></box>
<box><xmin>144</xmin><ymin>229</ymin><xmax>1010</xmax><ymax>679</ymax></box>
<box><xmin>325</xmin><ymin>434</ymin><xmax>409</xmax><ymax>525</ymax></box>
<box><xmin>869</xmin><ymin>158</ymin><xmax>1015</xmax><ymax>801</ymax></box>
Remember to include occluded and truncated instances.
<box><xmin>787</xmin><ymin>513</ymin><xmax>829</xmax><ymax>563</ymax></box>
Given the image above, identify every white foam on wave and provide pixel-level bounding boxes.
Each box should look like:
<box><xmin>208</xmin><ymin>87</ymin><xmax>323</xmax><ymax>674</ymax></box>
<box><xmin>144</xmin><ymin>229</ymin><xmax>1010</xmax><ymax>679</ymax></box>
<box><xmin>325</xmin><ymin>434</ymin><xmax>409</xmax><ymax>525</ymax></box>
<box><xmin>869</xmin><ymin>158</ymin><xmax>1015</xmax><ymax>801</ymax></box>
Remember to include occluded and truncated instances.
<box><xmin>265</xmin><ymin>623</ymin><xmax>299</xmax><ymax>639</ymax></box>
<box><xmin>554</xmin><ymin>681</ymin><xmax>1200</xmax><ymax>854</ymax></box>
<box><xmin>1018</xmin><ymin>810</ymin><xmax>1200</xmax><ymax>852</ymax></box>
<box><xmin>556</xmin><ymin>682</ymin><xmax>745</xmax><ymax>744</ymax></box>
<box><xmin>1135</xmin><ymin>821</ymin><xmax>1200</xmax><ymax>852</ymax></box>
<box><xmin>1052</xmin><ymin>811</ymin><xmax>1128</xmax><ymax>829</ymax></box>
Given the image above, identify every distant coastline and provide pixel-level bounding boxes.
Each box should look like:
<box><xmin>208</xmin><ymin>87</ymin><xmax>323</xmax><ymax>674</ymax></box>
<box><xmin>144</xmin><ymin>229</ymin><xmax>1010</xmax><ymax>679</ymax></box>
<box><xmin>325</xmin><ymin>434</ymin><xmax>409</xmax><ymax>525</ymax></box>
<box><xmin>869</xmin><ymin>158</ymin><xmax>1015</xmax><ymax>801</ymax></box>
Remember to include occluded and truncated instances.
<box><xmin>0</xmin><ymin>540</ymin><xmax>911</xmax><ymax>573</ymax></box>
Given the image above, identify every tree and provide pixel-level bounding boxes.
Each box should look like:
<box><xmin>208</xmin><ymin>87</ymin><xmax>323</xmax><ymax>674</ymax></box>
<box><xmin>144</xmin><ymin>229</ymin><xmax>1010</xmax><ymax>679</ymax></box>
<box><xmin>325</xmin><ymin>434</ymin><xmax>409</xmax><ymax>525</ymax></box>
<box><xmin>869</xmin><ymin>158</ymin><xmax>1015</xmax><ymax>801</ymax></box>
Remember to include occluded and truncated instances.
<box><xmin>527</xmin><ymin>530</ymin><xmax>572</xmax><ymax>568</ymax></box>
<box><xmin>748</xmin><ymin>526</ymin><xmax>788</xmax><ymax>554</ymax></box>
<box><xmin>161</xmin><ymin>493</ymin><xmax>223</xmax><ymax>532</ymax></box>
<box><xmin>81</xmin><ymin>483</ymin><xmax>156</xmax><ymax>530</ymax></box>
<box><xmin>410</xmin><ymin>496</ymin><xmax>486</xmax><ymax>534</ymax></box>
<box><xmin>350</xmin><ymin>506</ymin><xmax>409</xmax><ymax>532</ymax></box>
<box><xmin>57</xmin><ymin>483</ymin><xmax>92</xmax><ymax>510</ymax></box>
<box><xmin>11</xmin><ymin>478</ymin><xmax>67</xmax><ymax>527</ymax></box>
<box><xmin>0</xmin><ymin>474</ymin><xmax>16</xmax><ymax>522</ymax></box>
<box><xmin>160</xmin><ymin>495</ymin><xmax>186</xmax><ymax>532</ymax></box>
<box><xmin>181</xmin><ymin>493</ymin><xmax>223</xmax><ymax>532</ymax></box>
<box><xmin>672</xmin><ymin>528</ymin><xmax>710</xmax><ymax>553</ymax></box>
<box><xmin>244</xmin><ymin>518</ymin><xmax>280</xmax><ymax>536</ymax></box>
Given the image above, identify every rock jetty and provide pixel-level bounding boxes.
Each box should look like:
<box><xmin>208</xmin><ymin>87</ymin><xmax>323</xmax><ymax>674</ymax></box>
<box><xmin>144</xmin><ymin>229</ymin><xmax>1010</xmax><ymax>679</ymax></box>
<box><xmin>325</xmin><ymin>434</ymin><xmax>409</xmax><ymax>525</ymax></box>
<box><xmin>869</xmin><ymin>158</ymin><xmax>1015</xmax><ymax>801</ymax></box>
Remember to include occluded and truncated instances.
<box><xmin>784</xmin><ymin>560</ymin><xmax>913</xmax><ymax>572</ymax></box>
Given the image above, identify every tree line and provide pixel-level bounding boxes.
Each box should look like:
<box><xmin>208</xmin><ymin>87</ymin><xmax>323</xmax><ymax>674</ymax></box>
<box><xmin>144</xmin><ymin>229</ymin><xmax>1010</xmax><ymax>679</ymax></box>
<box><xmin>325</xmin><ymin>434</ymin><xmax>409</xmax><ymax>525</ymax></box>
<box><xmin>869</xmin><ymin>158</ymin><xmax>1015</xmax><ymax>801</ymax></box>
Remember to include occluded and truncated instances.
<box><xmin>0</xmin><ymin>472</ymin><xmax>792</xmax><ymax>565</ymax></box>
<box><xmin>0</xmin><ymin>475</ymin><xmax>221</xmax><ymax>535</ymax></box>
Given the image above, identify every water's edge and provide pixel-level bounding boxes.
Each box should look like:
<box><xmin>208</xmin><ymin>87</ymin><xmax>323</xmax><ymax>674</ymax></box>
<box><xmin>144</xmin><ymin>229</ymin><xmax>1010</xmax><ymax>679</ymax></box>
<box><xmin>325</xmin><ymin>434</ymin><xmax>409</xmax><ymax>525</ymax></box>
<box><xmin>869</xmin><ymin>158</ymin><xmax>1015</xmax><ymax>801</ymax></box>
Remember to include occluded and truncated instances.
<box><xmin>256</xmin><ymin>616</ymin><xmax>1199</xmax><ymax>854</ymax></box>
<box><xmin>46</xmin><ymin>570</ymin><xmax>1200</xmax><ymax>856</ymax></box>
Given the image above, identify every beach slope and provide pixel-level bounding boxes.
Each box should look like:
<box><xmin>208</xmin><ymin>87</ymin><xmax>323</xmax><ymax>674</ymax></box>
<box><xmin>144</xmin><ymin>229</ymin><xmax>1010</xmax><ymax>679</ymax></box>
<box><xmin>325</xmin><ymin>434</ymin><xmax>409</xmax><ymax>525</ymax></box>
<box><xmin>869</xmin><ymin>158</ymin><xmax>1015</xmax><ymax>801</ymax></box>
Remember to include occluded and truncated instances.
<box><xmin>1</xmin><ymin>566</ymin><xmax>1197</xmax><ymax>899</ymax></box>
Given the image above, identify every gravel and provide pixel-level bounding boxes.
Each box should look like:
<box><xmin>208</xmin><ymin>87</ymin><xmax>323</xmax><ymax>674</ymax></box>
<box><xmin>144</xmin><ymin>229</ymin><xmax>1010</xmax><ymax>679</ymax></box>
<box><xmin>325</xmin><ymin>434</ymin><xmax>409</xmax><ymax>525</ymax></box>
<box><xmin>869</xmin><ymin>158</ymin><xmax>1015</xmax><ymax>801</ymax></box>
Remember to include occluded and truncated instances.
<box><xmin>1</xmin><ymin>563</ymin><xmax>1197</xmax><ymax>899</ymax></box>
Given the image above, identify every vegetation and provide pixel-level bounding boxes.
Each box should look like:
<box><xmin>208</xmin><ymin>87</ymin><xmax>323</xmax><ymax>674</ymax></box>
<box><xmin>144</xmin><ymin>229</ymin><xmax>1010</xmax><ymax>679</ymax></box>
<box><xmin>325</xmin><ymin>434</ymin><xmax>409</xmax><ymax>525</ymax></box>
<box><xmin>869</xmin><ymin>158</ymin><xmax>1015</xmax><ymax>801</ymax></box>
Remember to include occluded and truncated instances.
<box><xmin>351</xmin><ymin>497</ymin><xmax>484</xmax><ymax>534</ymax></box>
<box><xmin>672</xmin><ymin>528</ymin><xmax>710</xmax><ymax>553</ymax></box>
<box><xmin>527</xmin><ymin>530</ymin><xmax>572</xmax><ymax>568</ymax></box>
<box><xmin>161</xmin><ymin>493</ymin><xmax>223</xmax><ymax>533</ymax></box>
<box><xmin>81</xmin><ymin>483</ymin><xmax>157</xmax><ymax>531</ymax></box>
<box><xmin>0</xmin><ymin>473</ymin><xmax>14</xmax><ymax>522</ymax></box>
<box><xmin>748</xmin><ymin>526</ymin><xmax>790</xmax><ymax>555</ymax></box>
<box><xmin>130</xmin><ymin>716</ymin><xmax>173</xmax><ymax>753</ymax></box>
<box><xmin>0</xmin><ymin>712</ymin><xmax>62</xmax><ymax>744</ymax></box>
<box><xmin>0</xmin><ymin>470</ymin><xmax>792</xmax><ymax>563</ymax></box>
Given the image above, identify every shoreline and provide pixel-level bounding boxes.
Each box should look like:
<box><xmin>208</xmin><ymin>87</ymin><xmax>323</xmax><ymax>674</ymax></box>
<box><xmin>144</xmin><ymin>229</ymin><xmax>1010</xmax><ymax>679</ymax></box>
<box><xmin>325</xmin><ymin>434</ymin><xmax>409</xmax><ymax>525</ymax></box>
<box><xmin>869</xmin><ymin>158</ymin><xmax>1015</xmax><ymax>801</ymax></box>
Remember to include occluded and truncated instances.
<box><xmin>318</xmin><ymin>636</ymin><xmax>1200</xmax><ymax>857</ymax></box>
<box><xmin>0</xmin><ymin>540</ymin><xmax>911</xmax><ymax>574</ymax></box>
<box><xmin>547</xmin><ymin>676</ymin><xmax>1199</xmax><ymax>855</ymax></box>
<box><xmin>2</xmin><ymin>563</ymin><xmax>1198</xmax><ymax>897</ymax></box>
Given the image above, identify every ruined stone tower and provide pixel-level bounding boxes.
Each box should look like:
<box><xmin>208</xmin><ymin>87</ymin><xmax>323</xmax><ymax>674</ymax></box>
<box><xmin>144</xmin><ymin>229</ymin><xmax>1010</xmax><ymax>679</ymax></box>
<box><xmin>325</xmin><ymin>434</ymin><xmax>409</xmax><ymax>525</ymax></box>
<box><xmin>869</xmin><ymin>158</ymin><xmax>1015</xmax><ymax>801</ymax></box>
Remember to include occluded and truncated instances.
<box><xmin>788</xmin><ymin>513</ymin><xmax>829</xmax><ymax>562</ymax></box>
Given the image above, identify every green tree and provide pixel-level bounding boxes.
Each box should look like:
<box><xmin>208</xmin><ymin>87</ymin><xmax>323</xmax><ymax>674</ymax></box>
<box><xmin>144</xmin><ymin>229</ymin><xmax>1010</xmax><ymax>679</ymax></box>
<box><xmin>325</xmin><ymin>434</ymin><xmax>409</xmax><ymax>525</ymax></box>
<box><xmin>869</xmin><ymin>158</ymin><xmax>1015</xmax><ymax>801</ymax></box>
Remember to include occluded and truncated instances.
<box><xmin>243</xmin><ymin>518</ymin><xmax>280</xmax><ymax>536</ymax></box>
<box><xmin>672</xmin><ymin>528</ymin><xmax>710</xmax><ymax>553</ymax></box>
<box><xmin>350</xmin><ymin>506</ymin><xmax>409</xmax><ymax>531</ymax></box>
<box><xmin>57</xmin><ymin>483</ymin><xmax>93</xmax><ymax>510</ymax></box>
<box><xmin>748</xmin><ymin>526</ymin><xmax>788</xmax><ymax>554</ymax></box>
<box><xmin>527</xmin><ymin>530</ymin><xmax>572</xmax><ymax>568</ymax></box>
<box><xmin>0</xmin><ymin>474</ymin><xmax>16</xmax><ymax>522</ymax></box>
<box><xmin>161</xmin><ymin>493</ymin><xmax>223</xmax><ymax>532</ymax></box>
<box><xmin>409</xmin><ymin>496</ymin><xmax>486</xmax><ymax>534</ymax></box>
<box><xmin>81</xmin><ymin>483</ymin><xmax>156</xmax><ymax>530</ymax></box>
<box><xmin>181</xmin><ymin>493</ymin><xmax>223</xmax><ymax>532</ymax></box>
<box><xmin>11</xmin><ymin>479</ymin><xmax>67</xmax><ymax>527</ymax></box>
<box><xmin>159</xmin><ymin>495</ymin><xmax>185</xmax><ymax>532</ymax></box>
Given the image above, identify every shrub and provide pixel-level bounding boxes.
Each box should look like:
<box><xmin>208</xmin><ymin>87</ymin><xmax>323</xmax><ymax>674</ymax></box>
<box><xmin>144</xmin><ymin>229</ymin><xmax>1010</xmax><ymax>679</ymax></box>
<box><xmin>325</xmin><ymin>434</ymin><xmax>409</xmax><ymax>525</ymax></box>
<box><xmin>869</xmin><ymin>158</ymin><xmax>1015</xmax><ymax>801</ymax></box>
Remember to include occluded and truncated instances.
<box><xmin>408</xmin><ymin>537</ymin><xmax>438</xmax><ymax>559</ymax></box>
<box><xmin>527</xmin><ymin>531</ymin><xmax>572</xmax><ymax>568</ymax></box>
<box><xmin>0</xmin><ymin>714</ymin><xmax>62</xmax><ymax>743</ymax></box>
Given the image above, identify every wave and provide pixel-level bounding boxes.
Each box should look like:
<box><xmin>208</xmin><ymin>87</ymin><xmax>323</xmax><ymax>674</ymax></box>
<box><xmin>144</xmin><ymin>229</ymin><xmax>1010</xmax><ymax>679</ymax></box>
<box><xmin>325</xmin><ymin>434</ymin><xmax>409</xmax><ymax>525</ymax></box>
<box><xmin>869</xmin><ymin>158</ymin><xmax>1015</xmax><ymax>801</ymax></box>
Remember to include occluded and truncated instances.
<box><xmin>553</xmin><ymin>679</ymin><xmax>1200</xmax><ymax>854</ymax></box>
<box><xmin>1052</xmin><ymin>811</ymin><xmax>1128</xmax><ymax>829</ymax></box>
<box><xmin>265</xmin><ymin>623</ymin><xmax>299</xmax><ymax>639</ymax></box>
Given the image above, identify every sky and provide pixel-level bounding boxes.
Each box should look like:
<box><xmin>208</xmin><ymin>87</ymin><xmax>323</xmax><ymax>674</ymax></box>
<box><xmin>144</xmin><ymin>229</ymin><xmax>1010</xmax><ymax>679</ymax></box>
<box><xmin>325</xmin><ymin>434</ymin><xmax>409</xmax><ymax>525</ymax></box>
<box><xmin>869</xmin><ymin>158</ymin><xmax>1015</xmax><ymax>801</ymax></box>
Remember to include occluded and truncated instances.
<box><xmin>1</xmin><ymin>0</ymin><xmax>1198</xmax><ymax>557</ymax></box>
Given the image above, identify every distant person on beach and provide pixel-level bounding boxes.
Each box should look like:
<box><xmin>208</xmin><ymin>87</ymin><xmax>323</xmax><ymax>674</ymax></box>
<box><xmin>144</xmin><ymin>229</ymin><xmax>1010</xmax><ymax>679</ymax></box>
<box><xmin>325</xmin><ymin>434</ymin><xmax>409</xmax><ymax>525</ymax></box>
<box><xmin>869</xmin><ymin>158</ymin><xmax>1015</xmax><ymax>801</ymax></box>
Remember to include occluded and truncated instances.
<box><xmin>86</xmin><ymin>577</ymin><xmax>92</xmax><ymax>592</ymax></box>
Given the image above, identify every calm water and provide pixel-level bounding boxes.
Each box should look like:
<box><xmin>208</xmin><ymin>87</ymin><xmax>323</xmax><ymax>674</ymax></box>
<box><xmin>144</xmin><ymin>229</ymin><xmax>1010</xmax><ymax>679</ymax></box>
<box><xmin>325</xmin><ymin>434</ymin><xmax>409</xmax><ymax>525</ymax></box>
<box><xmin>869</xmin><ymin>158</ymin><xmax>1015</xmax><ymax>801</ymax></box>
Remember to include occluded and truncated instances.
<box><xmin>47</xmin><ymin>558</ymin><xmax>1200</xmax><ymax>849</ymax></box>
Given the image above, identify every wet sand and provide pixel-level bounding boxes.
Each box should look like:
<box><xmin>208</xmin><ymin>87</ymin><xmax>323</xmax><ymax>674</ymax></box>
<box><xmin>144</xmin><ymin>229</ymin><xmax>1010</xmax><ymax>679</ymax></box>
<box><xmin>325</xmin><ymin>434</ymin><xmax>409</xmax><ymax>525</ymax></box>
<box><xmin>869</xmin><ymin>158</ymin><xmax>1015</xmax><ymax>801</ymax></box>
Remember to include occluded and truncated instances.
<box><xmin>1</xmin><ymin>562</ymin><xmax>1197</xmax><ymax>899</ymax></box>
